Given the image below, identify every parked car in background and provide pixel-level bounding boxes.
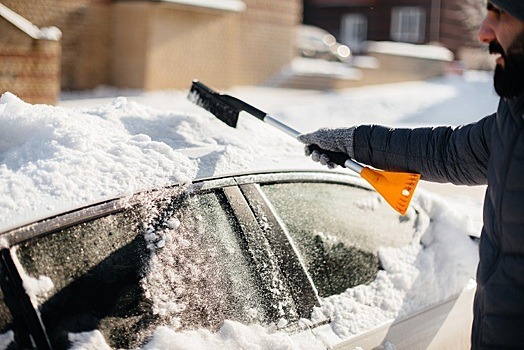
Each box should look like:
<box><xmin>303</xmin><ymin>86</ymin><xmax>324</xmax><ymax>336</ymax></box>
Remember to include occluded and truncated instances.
<box><xmin>296</xmin><ymin>25</ymin><xmax>351</xmax><ymax>63</ymax></box>
<box><xmin>0</xmin><ymin>168</ymin><xmax>475</xmax><ymax>349</ymax></box>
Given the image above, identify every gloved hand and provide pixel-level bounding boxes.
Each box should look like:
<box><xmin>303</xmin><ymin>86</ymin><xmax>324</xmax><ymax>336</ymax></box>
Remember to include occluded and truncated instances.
<box><xmin>297</xmin><ymin>127</ymin><xmax>356</xmax><ymax>168</ymax></box>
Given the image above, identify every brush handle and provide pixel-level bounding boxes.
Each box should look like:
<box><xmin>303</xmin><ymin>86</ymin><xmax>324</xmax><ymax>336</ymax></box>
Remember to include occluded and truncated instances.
<box><xmin>264</xmin><ymin>115</ymin><xmax>364</xmax><ymax>174</ymax></box>
<box><xmin>264</xmin><ymin>115</ymin><xmax>301</xmax><ymax>138</ymax></box>
<box><xmin>307</xmin><ymin>144</ymin><xmax>363</xmax><ymax>173</ymax></box>
<box><xmin>344</xmin><ymin>159</ymin><xmax>364</xmax><ymax>173</ymax></box>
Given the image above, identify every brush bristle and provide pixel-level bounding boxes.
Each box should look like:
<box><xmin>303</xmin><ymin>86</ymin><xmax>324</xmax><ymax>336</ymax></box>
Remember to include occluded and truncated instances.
<box><xmin>188</xmin><ymin>81</ymin><xmax>239</xmax><ymax>128</ymax></box>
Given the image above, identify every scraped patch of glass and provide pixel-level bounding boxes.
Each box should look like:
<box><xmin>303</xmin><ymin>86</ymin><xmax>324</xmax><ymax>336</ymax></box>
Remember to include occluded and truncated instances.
<box><xmin>13</xmin><ymin>189</ymin><xmax>265</xmax><ymax>348</ymax></box>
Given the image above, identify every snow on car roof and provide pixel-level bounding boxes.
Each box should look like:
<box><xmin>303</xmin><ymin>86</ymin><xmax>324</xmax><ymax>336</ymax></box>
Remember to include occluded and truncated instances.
<box><xmin>0</xmin><ymin>91</ymin><xmax>324</xmax><ymax>231</ymax></box>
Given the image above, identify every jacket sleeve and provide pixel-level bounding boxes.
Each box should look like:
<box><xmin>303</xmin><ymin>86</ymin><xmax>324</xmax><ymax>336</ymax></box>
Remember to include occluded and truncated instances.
<box><xmin>352</xmin><ymin>114</ymin><xmax>495</xmax><ymax>185</ymax></box>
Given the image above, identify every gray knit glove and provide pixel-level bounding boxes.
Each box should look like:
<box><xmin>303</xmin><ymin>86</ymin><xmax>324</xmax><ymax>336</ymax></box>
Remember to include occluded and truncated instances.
<box><xmin>297</xmin><ymin>127</ymin><xmax>356</xmax><ymax>168</ymax></box>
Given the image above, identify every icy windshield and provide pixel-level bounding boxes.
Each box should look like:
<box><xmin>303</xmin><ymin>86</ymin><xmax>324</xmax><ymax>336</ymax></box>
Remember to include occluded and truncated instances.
<box><xmin>12</xmin><ymin>189</ymin><xmax>266</xmax><ymax>349</ymax></box>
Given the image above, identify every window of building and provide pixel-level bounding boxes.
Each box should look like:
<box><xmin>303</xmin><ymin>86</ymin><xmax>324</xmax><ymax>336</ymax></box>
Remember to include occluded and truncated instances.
<box><xmin>391</xmin><ymin>7</ymin><xmax>426</xmax><ymax>43</ymax></box>
<box><xmin>341</xmin><ymin>13</ymin><xmax>368</xmax><ymax>53</ymax></box>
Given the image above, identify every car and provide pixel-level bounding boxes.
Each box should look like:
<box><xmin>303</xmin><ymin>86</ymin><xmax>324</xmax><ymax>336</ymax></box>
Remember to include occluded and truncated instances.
<box><xmin>0</xmin><ymin>87</ymin><xmax>479</xmax><ymax>349</ymax></box>
<box><xmin>296</xmin><ymin>25</ymin><xmax>351</xmax><ymax>63</ymax></box>
<box><xmin>0</xmin><ymin>167</ymin><xmax>475</xmax><ymax>349</ymax></box>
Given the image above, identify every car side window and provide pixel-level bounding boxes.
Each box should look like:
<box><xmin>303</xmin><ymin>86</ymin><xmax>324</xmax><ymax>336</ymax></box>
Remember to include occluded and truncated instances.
<box><xmin>12</xmin><ymin>189</ymin><xmax>267</xmax><ymax>349</ymax></box>
<box><xmin>260</xmin><ymin>182</ymin><xmax>418</xmax><ymax>297</ymax></box>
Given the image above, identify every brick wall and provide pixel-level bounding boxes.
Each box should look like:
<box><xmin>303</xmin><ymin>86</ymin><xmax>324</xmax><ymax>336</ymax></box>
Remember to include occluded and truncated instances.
<box><xmin>0</xmin><ymin>10</ymin><xmax>61</xmax><ymax>104</ymax></box>
<box><xmin>112</xmin><ymin>0</ymin><xmax>302</xmax><ymax>91</ymax></box>
<box><xmin>2</xmin><ymin>0</ymin><xmax>302</xmax><ymax>94</ymax></box>
<box><xmin>234</xmin><ymin>0</ymin><xmax>302</xmax><ymax>85</ymax></box>
<box><xmin>1</xmin><ymin>0</ymin><xmax>111</xmax><ymax>90</ymax></box>
<box><xmin>111</xmin><ymin>2</ymin><xmax>239</xmax><ymax>91</ymax></box>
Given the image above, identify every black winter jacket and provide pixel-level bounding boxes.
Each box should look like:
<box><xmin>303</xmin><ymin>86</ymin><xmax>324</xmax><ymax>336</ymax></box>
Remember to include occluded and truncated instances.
<box><xmin>352</xmin><ymin>92</ymin><xmax>524</xmax><ymax>349</ymax></box>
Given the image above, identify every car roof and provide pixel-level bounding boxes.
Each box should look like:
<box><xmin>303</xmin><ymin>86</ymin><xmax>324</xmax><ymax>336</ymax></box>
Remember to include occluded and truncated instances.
<box><xmin>0</xmin><ymin>91</ymin><xmax>330</xmax><ymax>234</ymax></box>
<box><xmin>0</xmin><ymin>168</ymin><xmax>364</xmax><ymax>243</ymax></box>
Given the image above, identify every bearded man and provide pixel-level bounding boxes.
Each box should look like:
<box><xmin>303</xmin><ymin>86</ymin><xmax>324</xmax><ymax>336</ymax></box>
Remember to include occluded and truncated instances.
<box><xmin>298</xmin><ymin>1</ymin><xmax>524</xmax><ymax>349</ymax></box>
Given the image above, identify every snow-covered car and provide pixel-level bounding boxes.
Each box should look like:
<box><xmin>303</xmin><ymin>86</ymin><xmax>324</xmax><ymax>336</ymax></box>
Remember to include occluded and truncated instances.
<box><xmin>1</xmin><ymin>169</ymin><xmax>476</xmax><ymax>349</ymax></box>
<box><xmin>0</xmin><ymin>91</ymin><xmax>478</xmax><ymax>349</ymax></box>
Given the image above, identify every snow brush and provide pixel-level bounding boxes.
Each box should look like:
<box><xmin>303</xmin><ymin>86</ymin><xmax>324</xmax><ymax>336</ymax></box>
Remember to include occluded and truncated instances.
<box><xmin>187</xmin><ymin>80</ymin><xmax>420</xmax><ymax>215</ymax></box>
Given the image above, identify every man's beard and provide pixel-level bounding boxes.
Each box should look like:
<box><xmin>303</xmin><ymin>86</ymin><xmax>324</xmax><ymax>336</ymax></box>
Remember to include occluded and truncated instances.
<box><xmin>491</xmin><ymin>32</ymin><xmax>524</xmax><ymax>98</ymax></box>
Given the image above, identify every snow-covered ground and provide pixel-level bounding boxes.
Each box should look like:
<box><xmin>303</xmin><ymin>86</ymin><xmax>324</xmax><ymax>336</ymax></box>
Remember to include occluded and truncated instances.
<box><xmin>0</xmin><ymin>70</ymin><xmax>498</xmax><ymax>349</ymax></box>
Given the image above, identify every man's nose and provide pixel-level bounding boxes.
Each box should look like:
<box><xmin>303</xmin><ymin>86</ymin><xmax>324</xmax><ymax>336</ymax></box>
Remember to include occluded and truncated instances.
<box><xmin>478</xmin><ymin>17</ymin><xmax>496</xmax><ymax>44</ymax></box>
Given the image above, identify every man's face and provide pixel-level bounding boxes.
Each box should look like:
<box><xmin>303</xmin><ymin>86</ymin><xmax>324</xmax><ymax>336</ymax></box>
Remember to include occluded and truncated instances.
<box><xmin>478</xmin><ymin>2</ymin><xmax>524</xmax><ymax>98</ymax></box>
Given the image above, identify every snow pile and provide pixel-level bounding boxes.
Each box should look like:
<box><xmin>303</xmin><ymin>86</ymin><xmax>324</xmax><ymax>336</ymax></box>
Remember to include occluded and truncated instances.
<box><xmin>0</xmin><ymin>332</ymin><xmax>14</xmax><ymax>350</ymax></box>
<box><xmin>367</xmin><ymin>41</ymin><xmax>454</xmax><ymax>61</ymax></box>
<box><xmin>0</xmin><ymin>3</ymin><xmax>62</xmax><ymax>40</ymax></box>
<box><xmin>0</xmin><ymin>93</ymin><xmax>191</xmax><ymax>230</ymax></box>
<box><xmin>0</xmin><ymin>92</ymin><xmax>307</xmax><ymax>231</ymax></box>
<box><xmin>141</xmin><ymin>321</ymin><xmax>324</xmax><ymax>350</ymax></box>
<box><xmin>310</xmin><ymin>192</ymin><xmax>479</xmax><ymax>345</ymax></box>
<box><xmin>162</xmin><ymin>0</ymin><xmax>246</xmax><ymax>12</ymax></box>
<box><xmin>289</xmin><ymin>57</ymin><xmax>362</xmax><ymax>79</ymax></box>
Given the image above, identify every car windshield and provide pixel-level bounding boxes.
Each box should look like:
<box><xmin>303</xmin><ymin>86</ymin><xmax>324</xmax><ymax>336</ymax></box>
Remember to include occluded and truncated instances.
<box><xmin>12</xmin><ymin>189</ymin><xmax>268</xmax><ymax>349</ymax></box>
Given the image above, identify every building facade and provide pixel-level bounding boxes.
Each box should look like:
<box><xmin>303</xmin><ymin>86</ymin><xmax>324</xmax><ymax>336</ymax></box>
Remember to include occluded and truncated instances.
<box><xmin>1</xmin><ymin>0</ymin><xmax>302</xmax><ymax>95</ymax></box>
<box><xmin>303</xmin><ymin>0</ymin><xmax>488</xmax><ymax>68</ymax></box>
